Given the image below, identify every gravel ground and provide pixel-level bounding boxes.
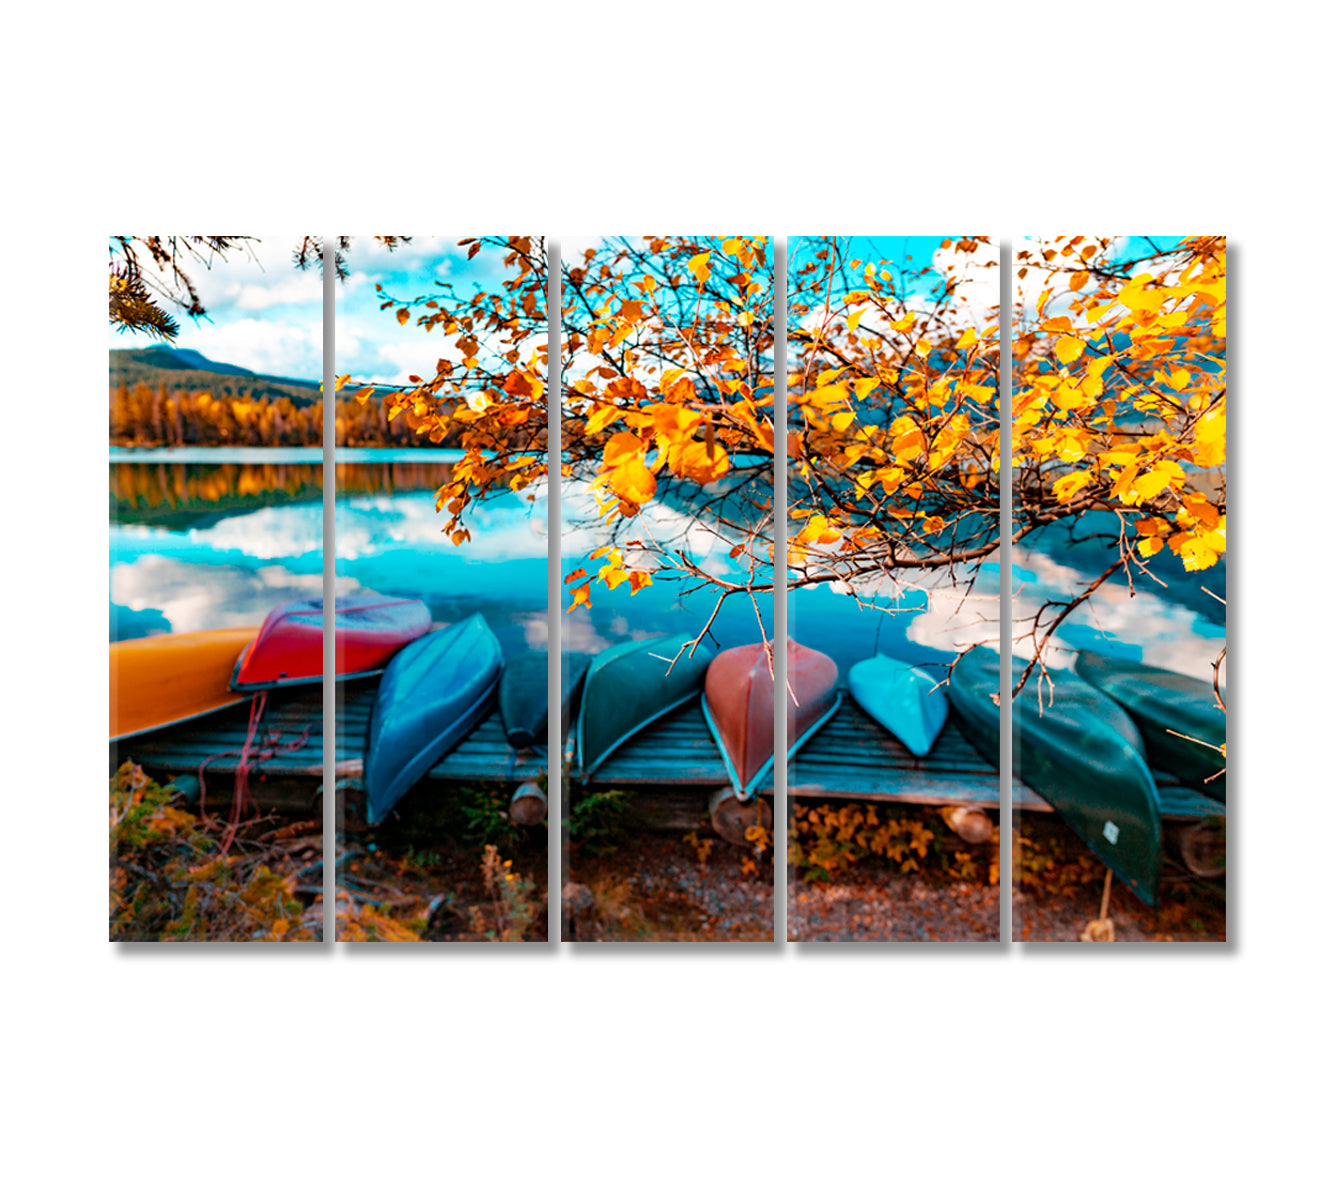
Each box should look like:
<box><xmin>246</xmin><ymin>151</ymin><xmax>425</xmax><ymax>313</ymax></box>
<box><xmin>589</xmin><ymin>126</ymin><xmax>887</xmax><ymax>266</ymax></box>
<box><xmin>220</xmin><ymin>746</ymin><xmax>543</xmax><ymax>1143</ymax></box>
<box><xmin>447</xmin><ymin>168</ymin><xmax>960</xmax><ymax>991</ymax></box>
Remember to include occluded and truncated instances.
<box><xmin>567</xmin><ymin>835</ymin><xmax>1221</xmax><ymax>943</ymax></box>
<box><xmin>566</xmin><ymin>839</ymin><xmax>774</xmax><ymax>941</ymax></box>
<box><xmin>790</xmin><ymin>872</ymin><xmax>1000</xmax><ymax>942</ymax></box>
<box><xmin>1014</xmin><ymin>883</ymin><xmax>1225</xmax><ymax>942</ymax></box>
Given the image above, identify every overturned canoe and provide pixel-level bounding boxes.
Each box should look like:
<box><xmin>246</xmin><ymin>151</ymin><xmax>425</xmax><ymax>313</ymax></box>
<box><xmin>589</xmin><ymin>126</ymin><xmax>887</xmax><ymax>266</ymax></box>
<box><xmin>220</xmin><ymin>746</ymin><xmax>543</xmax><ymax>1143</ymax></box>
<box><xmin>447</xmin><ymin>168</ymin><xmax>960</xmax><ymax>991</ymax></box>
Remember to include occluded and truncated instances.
<box><xmin>1074</xmin><ymin>651</ymin><xmax>1226</xmax><ymax>801</ymax></box>
<box><xmin>499</xmin><ymin>650</ymin><xmax>593</xmax><ymax>749</ymax></box>
<box><xmin>576</xmin><ymin>636</ymin><xmax>714</xmax><ymax>782</ymax></box>
<box><xmin>111</xmin><ymin>626</ymin><xmax>261</xmax><ymax>740</ymax></box>
<box><xmin>231</xmin><ymin>594</ymin><xmax>431</xmax><ymax>691</ymax></box>
<box><xmin>848</xmin><ymin>654</ymin><xmax>948</xmax><ymax>758</ymax></box>
<box><xmin>703</xmin><ymin>640</ymin><xmax>840</xmax><ymax>800</ymax></box>
<box><xmin>948</xmin><ymin>647</ymin><xmax>1162</xmax><ymax>906</ymax></box>
<box><xmin>364</xmin><ymin>614</ymin><xmax>503</xmax><ymax>824</ymax></box>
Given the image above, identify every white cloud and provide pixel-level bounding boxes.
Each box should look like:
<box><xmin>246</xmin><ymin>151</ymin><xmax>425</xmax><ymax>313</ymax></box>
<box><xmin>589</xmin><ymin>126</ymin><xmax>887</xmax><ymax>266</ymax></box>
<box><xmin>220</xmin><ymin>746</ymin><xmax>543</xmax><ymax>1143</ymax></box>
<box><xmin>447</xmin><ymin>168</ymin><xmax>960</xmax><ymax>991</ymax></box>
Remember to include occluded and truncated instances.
<box><xmin>1013</xmin><ymin>235</ymin><xmax>1195</xmax><ymax>329</ymax></box>
<box><xmin>188</xmin><ymin>504</ymin><xmax>323</xmax><ymax>559</ymax></box>
<box><xmin>169</xmin><ymin>317</ymin><xmax>323</xmax><ymax>380</ymax></box>
<box><xmin>109</xmin><ymin>555</ymin><xmax>351</xmax><ymax>634</ymax></box>
<box><xmin>931</xmin><ymin>239</ymin><xmax>1001</xmax><ymax>328</ymax></box>
<box><xmin>337</xmin><ymin>491</ymin><xmax>548</xmax><ymax>563</ymax></box>
<box><xmin>231</xmin><ymin>274</ymin><xmax>323</xmax><ymax>312</ymax></box>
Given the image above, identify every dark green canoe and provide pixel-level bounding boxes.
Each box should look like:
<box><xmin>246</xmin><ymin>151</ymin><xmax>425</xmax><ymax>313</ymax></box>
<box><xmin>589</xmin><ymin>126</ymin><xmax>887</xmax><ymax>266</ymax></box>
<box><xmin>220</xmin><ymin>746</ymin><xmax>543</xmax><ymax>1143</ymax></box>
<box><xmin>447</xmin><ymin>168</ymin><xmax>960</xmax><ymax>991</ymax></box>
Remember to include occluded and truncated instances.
<box><xmin>576</xmin><ymin>635</ymin><xmax>715</xmax><ymax>782</ymax></box>
<box><xmin>1074</xmin><ymin>651</ymin><xmax>1226</xmax><ymax>802</ymax></box>
<box><xmin>947</xmin><ymin>647</ymin><xmax>1163</xmax><ymax>906</ymax></box>
<box><xmin>498</xmin><ymin>650</ymin><xmax>593</xmax><ymax>749</ymax></box>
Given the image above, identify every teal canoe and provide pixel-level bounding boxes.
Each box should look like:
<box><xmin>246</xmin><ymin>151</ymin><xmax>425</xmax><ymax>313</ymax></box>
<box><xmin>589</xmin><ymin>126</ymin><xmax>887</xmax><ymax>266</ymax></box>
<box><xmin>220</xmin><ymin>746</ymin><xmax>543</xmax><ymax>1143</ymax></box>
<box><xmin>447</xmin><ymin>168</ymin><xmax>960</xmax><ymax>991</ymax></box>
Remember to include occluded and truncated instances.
<box><xmin>576</xmin><ymin>635</ymin><xmax>715</xmax><ymax>782</ymax></box>
<box><xmin>1074</xmin><ymin>651</ymin><xmax>1226</xmax><ymax>801</ymax></box>
<box><xmin>848</xmin><ymin>654</ymin><xmax>949</xmax><ymax>758</ymax></box>
<box><xmin>364</xmin><ymin>614</ymin><xmax>503</xmax><ymax>824</ymax></box>
<box><xmin>498</xmin><ymin>650</ymin><xmax>592</xmax><ymax>748</ymax></box>
<box><xmin>947</xmin><ymin>647</ymin><xmax>1163</xmax><ymax>905</ymax></box>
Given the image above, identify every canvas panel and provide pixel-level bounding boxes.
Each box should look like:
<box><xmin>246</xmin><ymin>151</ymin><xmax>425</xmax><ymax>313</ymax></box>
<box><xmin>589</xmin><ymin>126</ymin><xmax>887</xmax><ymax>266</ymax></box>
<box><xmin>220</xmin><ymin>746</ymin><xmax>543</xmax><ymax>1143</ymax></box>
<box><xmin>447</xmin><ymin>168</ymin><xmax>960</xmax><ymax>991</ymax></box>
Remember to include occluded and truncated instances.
<box><xmin>1010</xmin><ymin>235</ymin><xmax>1227</xmax><ymax>942</ymax></box>
<box><xmin>109</xmin><ymin>235</ymin><xmax>326</xmax><ymax>942</ymax></box>
<box><xmin>786</xmin><ymin>236</ymin><xmax>1003</xmax><ymax>942</ymax></box>
<box><xmin>330</xmin><ymin>236</ymin><xmax>551</xmax><ymax>943</ymax></box>
<box><xmin>559</xmin><ymin>236</ymin><xmax>777</xmax><ymax>942</ymax></box>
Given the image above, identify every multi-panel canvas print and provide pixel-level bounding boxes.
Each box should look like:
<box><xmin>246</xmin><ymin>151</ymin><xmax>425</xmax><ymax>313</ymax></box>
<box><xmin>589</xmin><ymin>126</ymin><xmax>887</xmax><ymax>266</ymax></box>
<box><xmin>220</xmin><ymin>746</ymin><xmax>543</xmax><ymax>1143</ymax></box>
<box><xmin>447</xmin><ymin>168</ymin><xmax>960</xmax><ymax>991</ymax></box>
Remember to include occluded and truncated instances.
<box><xmin>333</xmin><ymin>237</ymin><xmax>550</xmax><ymax>942</ymax></box>
<box><xmin>107</xmin><ymin>233</ymin><xmax>1227</xmax><ymax>946</ymax></box>
<box><xmin>786</xmin><ymin>237</ymin><xmax>1004</xmax><ymax>942</ymax></box>
<box><xmin>110</xmin><ymin>236</ymin><xmax>327</xmax><ymax>941</ymax></box>
<box><xmin>559</xmin><ymin>236</ymin><xmax>777</xmax><ymax>941</ymax></box>
<box><xmin>1010</xmin><ymin>236</ymin><xmax>1226</xmax><ymax>942</ymax></box>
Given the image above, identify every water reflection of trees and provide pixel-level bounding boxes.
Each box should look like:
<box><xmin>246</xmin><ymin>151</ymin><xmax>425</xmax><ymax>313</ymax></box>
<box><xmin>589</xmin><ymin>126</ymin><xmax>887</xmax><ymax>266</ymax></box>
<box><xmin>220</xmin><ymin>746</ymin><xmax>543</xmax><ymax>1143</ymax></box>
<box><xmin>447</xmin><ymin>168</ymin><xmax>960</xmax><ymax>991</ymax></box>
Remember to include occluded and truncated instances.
<box><xmin>111</xmin><ymin>461</ymin><xmax>466</xmax><ymax>520</ymax></box>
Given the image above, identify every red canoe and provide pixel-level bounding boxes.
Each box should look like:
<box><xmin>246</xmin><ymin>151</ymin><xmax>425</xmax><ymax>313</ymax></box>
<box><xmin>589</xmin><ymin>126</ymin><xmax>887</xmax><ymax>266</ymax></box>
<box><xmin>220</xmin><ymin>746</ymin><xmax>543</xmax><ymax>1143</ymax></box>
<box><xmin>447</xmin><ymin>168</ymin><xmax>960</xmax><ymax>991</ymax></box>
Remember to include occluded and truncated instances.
<box><xmin>231</xmin><ymin>595</ymin><xmax>432</xmax><ymax>690</ymax></box>
<box><xmin>702</xmin><ymin>640</ymin><xmax>841</xmax><ymax>799</ymax></box>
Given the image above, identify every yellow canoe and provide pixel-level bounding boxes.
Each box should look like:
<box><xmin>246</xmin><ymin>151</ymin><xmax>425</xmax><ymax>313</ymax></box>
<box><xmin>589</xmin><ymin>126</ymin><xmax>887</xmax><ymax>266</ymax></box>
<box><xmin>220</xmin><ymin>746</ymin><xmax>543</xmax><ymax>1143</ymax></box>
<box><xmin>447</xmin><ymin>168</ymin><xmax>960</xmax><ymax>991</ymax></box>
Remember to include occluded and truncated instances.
<box><xmin>110</xmin><ymin>626</ymin><xmax>261</xmax><ymax>741</ymax></box>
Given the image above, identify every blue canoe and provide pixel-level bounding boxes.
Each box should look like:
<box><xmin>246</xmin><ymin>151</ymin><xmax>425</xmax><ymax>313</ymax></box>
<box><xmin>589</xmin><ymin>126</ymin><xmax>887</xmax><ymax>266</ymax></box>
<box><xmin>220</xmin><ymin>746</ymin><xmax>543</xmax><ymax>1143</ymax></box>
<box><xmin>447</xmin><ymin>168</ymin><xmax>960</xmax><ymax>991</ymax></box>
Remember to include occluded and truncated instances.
<box><xmin>848</xmin><ymin>654</ymin><xmax>949</xmax><ymax>758</ymax></box>
<box><xmin>364</xmin><ymin>613</ymin><xmax>503</xmax><ymax>824</ymax></box>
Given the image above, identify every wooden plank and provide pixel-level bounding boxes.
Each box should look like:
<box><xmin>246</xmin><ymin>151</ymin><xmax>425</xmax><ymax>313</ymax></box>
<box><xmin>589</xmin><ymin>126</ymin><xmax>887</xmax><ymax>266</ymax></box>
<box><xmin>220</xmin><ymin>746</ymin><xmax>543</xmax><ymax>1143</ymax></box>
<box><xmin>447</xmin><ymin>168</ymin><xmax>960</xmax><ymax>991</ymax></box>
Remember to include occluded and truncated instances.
<box><xmin>585</xmin><ymin>696</ymin><xmax>1013</xmax><ymax>808</ymax></box>
<box><xmin>115</xmin><ymin>677</ymin><xmax>1226</xmax><ymax>822</ymax></box>
<box><xmin>114</xmin><ymin>678</ymin><xmax>544</xmax><ymax>786</ymax></box>
<box><xmin>586</xmin><ymin>703</ymin><xmax>729</xmax><ymax>787</ymax></box>
<box><xmin>788</xmin><ymin>703</ymin><xmax>1011</xmax><ymax>808</ymax></box>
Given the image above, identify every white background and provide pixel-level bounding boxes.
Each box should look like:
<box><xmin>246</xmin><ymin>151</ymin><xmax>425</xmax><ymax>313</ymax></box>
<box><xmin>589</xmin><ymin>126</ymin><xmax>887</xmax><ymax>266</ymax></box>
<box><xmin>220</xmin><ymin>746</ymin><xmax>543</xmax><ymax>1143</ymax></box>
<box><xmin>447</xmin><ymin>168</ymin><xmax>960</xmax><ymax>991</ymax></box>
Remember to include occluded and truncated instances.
<box><xmin>3</xmin><ymin>4</ymin><xmax>1327</xmax><ymax>1197</ymax></box>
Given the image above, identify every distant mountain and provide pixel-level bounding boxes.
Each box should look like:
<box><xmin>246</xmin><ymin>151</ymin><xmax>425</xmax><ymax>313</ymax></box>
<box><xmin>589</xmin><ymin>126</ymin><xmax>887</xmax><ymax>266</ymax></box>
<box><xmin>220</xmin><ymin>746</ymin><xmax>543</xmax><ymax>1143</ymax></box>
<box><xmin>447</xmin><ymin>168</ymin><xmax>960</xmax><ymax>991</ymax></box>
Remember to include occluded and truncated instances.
<box><xmin>125</xmin><ymin>346</ymin><xmax>257</xmax><ymax>377</ymax></box>
<box><xmin>110</xmin><ymin>347</ymin><xmax>322</xmax><ymax>407</ymax></box>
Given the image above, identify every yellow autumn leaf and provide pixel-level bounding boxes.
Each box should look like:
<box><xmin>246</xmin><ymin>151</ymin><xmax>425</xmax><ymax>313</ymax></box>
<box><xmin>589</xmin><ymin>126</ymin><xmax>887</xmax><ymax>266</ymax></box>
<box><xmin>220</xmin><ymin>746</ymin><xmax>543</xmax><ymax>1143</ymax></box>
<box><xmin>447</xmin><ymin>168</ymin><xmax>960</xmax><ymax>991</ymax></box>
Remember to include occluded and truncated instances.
<box><xmin>602</xmin><ymin>430</ymin><xmax>644</xmax><ymax>468</ymax></box>
<box><xmin>585</xmin><ymin>404</ymin><xmax>622</xmax><ymax>435</ymax></box>
<box><xmin>688</xmin><ymin>252</ymin><xmax>711</xmax><ymax>282</ymax></box>
<box><xmin>1175</xmin><ymin>535</ymin><xmax>1219</xmax><ymax>572</ymax></box>
<box><xmin>1132</xmin><ymin>469</ymin><xmax>1172</xmax><ymax>502</ymax></box>
<box><xmin>678</xmin><ymin>441</ymin><xmax>729</xmax><ymax>484</ymax></box>
<box><xmin>1051</xmin><ymin>471</ymin><xmax>1091</xmax><ymax>503</ymax></box>
<box><xmin>610</xmin><ymin>457</ymin><xmax>656</xmax><ymax>504</ymax></box>
<box><xmin>1054</xmin><ymin>335</ymin><xmax>1084</xmax><ymax>364</ymax></box>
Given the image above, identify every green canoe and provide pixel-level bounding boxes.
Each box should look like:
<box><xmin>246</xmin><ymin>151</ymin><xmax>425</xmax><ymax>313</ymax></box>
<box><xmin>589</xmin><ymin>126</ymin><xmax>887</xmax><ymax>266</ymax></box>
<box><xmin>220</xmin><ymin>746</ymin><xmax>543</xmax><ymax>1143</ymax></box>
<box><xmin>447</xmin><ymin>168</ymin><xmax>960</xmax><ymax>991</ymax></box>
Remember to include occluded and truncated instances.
<box><xmin>947</xmin><ymin>647</ymin><xmax>1163</xmax><ymax>906</ymax></box>
<box><xmin>1074</xmin><ymin>651</ymin><xmax>1226</xmax><ymax>802</ymax></box>
<box><xmin>575</xmin><ymin>635</ymin><xmax>715</xmax><ymax>782</ymax></box>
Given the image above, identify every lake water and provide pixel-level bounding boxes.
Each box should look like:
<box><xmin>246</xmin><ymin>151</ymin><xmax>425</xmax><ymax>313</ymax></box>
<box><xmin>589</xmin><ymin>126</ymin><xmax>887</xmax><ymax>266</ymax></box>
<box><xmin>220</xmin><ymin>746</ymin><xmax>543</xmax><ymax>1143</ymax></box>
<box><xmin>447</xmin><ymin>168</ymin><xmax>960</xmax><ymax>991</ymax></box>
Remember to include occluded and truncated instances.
<box><xmin>110</xmin><ymin>447</ymin><xmax>1224</xmax><ymax>685</ymax></box>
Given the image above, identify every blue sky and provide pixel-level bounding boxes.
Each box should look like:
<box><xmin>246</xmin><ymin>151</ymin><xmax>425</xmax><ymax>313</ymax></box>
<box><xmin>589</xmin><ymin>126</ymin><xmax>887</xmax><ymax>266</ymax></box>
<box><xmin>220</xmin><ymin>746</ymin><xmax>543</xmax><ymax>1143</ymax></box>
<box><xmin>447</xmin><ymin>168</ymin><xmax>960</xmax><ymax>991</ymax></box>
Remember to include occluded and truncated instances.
<box><xmin>109</xmin><ymin>234</ymin><xmax>326</xmax><ymax>379</ymax></box>
<box><xmin>335</xmin><ymin>236</ymin><xmax>517</xmax><ymax>386</ymax></box>
<box><xmin>108</xmin><ymin>235</ymin><xmax>518</xmax><ymax>384</ymax></box>
<box><xmin>789</xmin><ymin>235</ymin><xmax>962</xmax><ymax>301</ymax></box>
<box><xmin>112</xmin><ymin>235</ymin><xmax>1184</xmax><ymax>383</ymax></box>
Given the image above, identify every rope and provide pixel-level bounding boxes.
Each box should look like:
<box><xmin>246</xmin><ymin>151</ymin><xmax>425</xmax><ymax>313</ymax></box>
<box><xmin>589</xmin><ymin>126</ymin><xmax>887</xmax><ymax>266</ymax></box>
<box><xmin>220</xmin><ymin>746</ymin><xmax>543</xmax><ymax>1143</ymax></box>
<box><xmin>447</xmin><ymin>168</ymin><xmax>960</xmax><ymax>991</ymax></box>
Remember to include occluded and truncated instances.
<box><xmin>194</xmin><ymin>691</ymin><xmax>312</xmax><ymax>854</ymax></box>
